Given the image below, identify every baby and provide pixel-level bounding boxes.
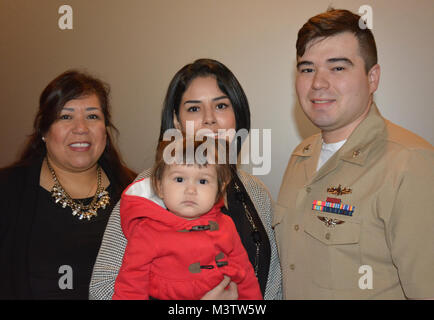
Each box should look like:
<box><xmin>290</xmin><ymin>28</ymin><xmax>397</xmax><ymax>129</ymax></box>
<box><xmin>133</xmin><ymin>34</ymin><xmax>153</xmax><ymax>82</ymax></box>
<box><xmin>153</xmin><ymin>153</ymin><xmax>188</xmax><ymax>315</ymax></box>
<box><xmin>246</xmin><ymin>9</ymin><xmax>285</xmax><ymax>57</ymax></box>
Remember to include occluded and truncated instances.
<box><xmin>112</xmin><ymin>137</ymin><xmax>262</xmax><ymax>300</ymax></box>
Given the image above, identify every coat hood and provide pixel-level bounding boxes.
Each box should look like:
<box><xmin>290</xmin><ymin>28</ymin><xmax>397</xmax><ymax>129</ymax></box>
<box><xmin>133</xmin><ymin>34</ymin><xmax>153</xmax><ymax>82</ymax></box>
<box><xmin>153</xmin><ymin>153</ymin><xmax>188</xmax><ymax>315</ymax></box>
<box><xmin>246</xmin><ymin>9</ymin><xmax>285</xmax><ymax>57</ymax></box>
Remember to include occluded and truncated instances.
<box><xmin>120</xmin><ymin>177</ymin><xmax>224</xmax><ymax>238</ymax></box>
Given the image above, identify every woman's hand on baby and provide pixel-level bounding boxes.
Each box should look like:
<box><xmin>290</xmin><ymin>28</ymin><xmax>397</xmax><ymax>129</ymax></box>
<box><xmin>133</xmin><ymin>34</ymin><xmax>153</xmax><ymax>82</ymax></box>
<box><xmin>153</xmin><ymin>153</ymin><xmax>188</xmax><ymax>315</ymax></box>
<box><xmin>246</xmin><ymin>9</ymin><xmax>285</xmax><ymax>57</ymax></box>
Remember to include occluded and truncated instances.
<box><xmin>200</xmin><ymin>276</ymin><xmax>238</xmax><ymax>300</ymax></box>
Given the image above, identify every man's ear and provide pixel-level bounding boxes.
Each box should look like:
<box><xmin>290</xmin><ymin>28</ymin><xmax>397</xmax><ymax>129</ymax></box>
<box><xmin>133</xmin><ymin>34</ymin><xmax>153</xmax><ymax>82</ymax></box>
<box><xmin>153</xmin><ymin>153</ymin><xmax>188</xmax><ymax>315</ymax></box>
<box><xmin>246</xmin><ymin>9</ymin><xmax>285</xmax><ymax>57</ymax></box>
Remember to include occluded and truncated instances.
<box><xmin>173</xmin><ymin>111</ymin><xmax>182</xmax><ymax>130</ymax></box>
<box><xmin>368</xmin><ymin>64</ymin><xmax>381</xmax><ymax>94</ymax></box>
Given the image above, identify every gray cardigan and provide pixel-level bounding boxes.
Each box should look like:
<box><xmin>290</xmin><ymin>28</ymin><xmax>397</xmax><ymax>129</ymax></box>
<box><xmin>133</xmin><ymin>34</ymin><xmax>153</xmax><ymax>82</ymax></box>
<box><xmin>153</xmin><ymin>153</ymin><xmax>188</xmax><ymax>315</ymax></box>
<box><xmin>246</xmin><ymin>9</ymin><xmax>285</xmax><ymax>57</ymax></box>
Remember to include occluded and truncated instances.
<box><xmin>89</xmin><ymin>168</ymin><xmax>282</xmax><ymax>300</ymax></box>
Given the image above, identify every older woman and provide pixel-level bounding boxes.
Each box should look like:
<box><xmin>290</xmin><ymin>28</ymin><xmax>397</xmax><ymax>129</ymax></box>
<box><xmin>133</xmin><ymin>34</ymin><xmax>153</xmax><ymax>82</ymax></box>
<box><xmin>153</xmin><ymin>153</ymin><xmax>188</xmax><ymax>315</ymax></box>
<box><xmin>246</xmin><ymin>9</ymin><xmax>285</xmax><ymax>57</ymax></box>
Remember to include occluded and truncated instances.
<box><xmin>90</xmin><ymin>59</ymin><xmax>282</xmax><ymax>300</ymax></box>
<box><xmin>0</xmin><ymin>70</ymin><xmax>136</xmax><ymax>299</ymax></box>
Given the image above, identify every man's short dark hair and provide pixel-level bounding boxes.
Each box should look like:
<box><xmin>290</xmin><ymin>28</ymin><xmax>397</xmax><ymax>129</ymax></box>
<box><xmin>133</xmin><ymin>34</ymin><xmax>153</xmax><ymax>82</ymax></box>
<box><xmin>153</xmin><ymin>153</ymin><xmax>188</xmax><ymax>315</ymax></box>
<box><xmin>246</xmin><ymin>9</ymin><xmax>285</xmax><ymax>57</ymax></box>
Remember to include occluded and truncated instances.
<box><xmin>296</xmin><ymin>8</ymin><xmax>378</xmax><ymax>73</ymax></box>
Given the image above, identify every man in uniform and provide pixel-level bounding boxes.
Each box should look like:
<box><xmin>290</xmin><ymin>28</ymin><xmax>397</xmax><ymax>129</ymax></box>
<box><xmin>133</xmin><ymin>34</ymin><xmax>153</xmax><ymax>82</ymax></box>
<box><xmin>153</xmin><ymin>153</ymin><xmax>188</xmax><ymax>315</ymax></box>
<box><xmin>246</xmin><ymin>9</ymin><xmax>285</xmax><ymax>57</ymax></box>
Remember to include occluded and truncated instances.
<box><xmin>274</xmin><ymin>8</ymin><xmax>434</xmax><ymax>299</ymax></box>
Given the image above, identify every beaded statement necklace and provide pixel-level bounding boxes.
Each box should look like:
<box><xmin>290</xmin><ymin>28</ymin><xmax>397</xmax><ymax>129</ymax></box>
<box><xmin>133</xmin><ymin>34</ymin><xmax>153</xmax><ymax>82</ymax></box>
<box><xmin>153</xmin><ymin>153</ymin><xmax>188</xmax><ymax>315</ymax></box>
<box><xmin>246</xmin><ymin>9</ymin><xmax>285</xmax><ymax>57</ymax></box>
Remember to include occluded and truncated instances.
<box><xmin>46</xmin><ymin>158</ymin><xmax>110</xmax><ymax>220</ymax></box>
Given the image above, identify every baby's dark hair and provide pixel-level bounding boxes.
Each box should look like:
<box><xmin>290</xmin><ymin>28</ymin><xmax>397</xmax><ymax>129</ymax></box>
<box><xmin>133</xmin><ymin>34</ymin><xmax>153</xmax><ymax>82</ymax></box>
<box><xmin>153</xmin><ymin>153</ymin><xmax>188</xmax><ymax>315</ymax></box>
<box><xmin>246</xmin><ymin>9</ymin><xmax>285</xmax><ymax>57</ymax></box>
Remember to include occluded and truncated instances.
<box><xmin>151</xmin><ymin>136</ymin><xmax>233</xmax><ymax>203</ymax></box>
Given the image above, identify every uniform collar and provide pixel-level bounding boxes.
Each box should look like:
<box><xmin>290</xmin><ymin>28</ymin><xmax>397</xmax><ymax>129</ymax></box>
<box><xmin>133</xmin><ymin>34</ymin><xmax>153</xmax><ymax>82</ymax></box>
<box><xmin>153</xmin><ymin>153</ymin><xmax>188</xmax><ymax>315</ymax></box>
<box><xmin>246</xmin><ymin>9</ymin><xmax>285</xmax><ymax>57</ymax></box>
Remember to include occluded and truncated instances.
<box><xmin>293</xmin><ymin>102</ymin><xmax>387</xmax><ymax>183</ymax></box>
<box><xmin>293</xmin><ymin>133</ymin><xmax>322</xmax><ymax>157</ymax></box>
<box><xmin>292</xmin><ymin>134</ymin><xmax>322</xmax><ymax>182</ymax></box>
<box><xmin>337</xmin><ymin>102</ymin><xmax>386</xmax><ymax>166</ymax></box>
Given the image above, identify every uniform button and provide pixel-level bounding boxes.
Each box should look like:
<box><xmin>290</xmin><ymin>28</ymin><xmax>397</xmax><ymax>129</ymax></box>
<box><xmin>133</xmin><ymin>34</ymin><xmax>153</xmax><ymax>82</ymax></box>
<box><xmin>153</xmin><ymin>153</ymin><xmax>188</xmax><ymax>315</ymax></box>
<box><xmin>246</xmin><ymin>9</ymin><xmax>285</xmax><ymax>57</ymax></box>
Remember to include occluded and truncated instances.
<box><xmin>294</xmin><ymin>225</ymin><xmax>299</xmax><ymax>231</ymax></box>
<box><xmin>290</xmin><ymin>264</ymin><xmax>295</xmax><ymax>270</ymax></box>
<box><xmin>353</xmin><ymin>150</ymin><xmax>361</xmax><ymax>158</ymax></box>
<box><xmin>306</xmin><ymin>187</ymin><xmax>311</xmax><ymax>193</ymax></box>
<box><xmin>325</xmin><ymin>232</ymin><xmax>331</xmax><ymax>240</ymax></box>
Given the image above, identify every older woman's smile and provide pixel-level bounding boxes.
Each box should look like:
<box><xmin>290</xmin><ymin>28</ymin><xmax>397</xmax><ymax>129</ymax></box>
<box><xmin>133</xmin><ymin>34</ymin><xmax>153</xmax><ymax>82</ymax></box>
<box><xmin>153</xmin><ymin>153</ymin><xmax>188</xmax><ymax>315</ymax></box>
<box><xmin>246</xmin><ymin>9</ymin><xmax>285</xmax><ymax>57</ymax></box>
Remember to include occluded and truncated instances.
<box><xmin>68</xmin><ymin>142</ymin><xmax>91</xmax><ymax>151</ymax></box>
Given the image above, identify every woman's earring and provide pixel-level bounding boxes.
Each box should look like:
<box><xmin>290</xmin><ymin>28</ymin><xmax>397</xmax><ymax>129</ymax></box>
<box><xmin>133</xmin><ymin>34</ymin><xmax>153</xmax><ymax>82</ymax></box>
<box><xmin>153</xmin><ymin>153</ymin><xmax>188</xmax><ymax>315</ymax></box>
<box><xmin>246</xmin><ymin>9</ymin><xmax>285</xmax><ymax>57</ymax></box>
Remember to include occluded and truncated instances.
<box><xmin>42</xmin><ymin>137</ymin><xmax>46</xmax><ymax>142</ymax></box>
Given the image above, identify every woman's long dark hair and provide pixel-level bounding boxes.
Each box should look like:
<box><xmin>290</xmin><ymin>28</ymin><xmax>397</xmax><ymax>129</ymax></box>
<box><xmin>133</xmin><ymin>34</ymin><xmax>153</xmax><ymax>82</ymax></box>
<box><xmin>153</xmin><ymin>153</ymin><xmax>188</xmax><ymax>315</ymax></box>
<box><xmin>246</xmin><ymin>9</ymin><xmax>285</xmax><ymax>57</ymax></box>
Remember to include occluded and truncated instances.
<box><xmin>5</xmin><ymin>70</ymin><xmax>136</xmax><ymax>194</ymax></box>
<box><xmin>159</xmin><ymin>59</ymin><xmax>251</xmax><ymax>155</ymax></box>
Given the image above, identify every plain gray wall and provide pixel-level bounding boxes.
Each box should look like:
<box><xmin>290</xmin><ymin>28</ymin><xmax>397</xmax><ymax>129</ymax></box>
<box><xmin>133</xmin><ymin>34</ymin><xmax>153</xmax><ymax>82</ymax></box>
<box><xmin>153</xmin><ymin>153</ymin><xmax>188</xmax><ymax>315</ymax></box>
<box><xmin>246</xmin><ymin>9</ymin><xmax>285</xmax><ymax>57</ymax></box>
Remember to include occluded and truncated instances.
<box><xmin>1</xmin><ymin>0</ymin><xmax>433</xmax><ymax>199</ymax></box>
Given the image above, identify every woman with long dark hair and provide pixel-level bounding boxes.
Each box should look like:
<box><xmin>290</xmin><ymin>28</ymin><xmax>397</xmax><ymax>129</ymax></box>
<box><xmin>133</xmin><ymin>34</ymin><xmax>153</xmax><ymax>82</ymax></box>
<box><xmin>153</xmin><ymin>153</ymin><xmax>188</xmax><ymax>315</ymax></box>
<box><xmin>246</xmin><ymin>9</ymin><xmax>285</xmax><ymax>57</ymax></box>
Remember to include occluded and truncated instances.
<box><xmin>0</xmin><ymin>70</ymin><xmax>135</xmax><ymax>299</ymax></box>
<box><xmin>90</xmin><ymin>59</ymin><xmax>282</xmax><ymax>300</ymax></box>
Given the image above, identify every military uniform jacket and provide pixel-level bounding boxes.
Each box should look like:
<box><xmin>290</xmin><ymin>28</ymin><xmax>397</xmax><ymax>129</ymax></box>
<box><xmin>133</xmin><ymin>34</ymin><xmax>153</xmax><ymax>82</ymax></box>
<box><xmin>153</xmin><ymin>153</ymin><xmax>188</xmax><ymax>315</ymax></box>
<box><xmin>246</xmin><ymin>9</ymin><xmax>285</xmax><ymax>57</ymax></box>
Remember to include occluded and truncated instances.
<box><xmin>274</xmin><ymin>104</ymin><xmax>434</xmax><ymax>299</ymax></box>
<box><xmin>113</xmin><ymin>178</ymin><xmax>262</xmax><ymax>300</ymax></box>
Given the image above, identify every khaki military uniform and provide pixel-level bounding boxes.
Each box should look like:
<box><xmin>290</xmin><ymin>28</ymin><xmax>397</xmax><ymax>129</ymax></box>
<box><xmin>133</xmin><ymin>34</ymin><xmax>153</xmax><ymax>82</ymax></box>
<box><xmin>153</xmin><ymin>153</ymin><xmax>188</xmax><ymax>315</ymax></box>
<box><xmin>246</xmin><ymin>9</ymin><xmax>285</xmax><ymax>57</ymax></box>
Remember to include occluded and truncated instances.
<box><xmin>274</xmin><ymin>103</ymin><xmax>434</xmax><ymax>299</ymax></box>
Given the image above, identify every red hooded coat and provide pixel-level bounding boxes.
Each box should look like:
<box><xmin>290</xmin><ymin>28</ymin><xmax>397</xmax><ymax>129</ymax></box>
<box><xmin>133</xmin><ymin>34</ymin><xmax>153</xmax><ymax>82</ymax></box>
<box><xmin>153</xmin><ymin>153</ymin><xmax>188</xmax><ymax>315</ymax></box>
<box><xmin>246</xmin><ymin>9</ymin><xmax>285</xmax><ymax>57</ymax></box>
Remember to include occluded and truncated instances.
<box><xmin>112</xmin><ymin>178</ymin><xmax>262</xmax><ymax>300</ymax></box>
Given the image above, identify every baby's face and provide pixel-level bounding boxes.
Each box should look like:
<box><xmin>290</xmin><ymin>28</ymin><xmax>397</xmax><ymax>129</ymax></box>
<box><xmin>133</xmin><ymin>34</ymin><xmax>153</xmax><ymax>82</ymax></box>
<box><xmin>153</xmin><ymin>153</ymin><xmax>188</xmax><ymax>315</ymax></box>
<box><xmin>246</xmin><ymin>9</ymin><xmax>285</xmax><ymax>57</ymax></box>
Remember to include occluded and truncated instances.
<box><xmin>158</xmin><ymin>164</ymin><xmax>219</xmax><ymax>220</ymax></box>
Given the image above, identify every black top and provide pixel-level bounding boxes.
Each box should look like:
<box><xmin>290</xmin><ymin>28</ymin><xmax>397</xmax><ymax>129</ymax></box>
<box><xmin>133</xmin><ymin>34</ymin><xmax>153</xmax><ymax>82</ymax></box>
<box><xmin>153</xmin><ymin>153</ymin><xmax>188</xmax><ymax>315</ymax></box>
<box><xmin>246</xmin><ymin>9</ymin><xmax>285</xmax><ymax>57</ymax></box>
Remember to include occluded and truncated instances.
<box><xmin>221</xmin><ymin>174</ymin><xmax>271</xmax><ymax>296</ymax></box>
<box><xmin>0</xmin><ymin>157</ymin><xmax>122</xmax><ymax>299</ymax></box>
<box><xmin>28</xmin><ymin>186</ymin><xmax>114</xmax><ymax>299</ymax></box>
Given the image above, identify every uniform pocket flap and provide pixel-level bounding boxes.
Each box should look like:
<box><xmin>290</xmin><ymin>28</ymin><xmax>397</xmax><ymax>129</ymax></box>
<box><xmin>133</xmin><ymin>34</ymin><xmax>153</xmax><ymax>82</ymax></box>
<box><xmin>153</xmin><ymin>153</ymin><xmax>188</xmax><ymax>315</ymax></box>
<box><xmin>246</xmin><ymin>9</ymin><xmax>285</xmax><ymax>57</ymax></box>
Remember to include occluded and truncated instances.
<box><xmin>304</xmin><ymin>213</ymin><xmax>361</xmax><ymax>245</ymax></box>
